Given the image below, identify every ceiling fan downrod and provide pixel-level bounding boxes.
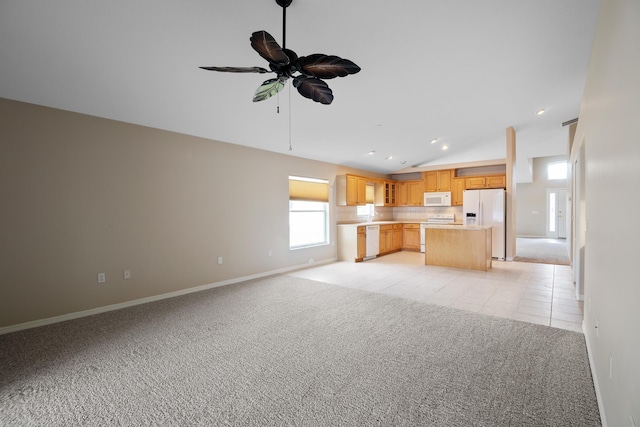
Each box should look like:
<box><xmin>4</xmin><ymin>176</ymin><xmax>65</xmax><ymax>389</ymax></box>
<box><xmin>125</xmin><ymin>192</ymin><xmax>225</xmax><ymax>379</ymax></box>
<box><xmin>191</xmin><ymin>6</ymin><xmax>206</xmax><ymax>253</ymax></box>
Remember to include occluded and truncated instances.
<box><xmin>275</xmin><ymin>0</ymin><xmax>292</xmax><ymax>49</ymax></box>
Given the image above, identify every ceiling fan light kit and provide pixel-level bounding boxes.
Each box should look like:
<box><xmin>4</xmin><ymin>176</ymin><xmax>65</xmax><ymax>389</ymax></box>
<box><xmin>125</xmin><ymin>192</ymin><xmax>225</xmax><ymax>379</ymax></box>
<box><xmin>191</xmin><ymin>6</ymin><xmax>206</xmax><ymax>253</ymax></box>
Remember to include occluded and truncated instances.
<box><xmin>200</xmin><ymin>0</ymin><xmax>360</xmax><ymax>105</ymax></box>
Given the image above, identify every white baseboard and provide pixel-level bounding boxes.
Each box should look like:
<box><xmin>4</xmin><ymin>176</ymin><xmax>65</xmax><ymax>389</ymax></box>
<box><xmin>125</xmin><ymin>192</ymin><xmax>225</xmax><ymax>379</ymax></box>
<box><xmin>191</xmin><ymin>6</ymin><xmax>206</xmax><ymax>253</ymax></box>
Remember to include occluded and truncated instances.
<box><xmin>583</xmin><ymin>321</ymin><xmax>607</xmax><ymax>427</ymax></box>
<box><xmin>0</xmin><ymin>257</ymin><xmax>336</xmax><ymax>336</ymax></box>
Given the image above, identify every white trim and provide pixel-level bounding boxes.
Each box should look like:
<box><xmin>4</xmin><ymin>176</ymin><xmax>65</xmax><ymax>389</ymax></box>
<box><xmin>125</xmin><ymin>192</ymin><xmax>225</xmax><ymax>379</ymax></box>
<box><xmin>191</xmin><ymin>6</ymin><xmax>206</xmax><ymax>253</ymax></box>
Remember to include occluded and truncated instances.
<box><xmin>0</xmin><ymin>258</ymin><xmax>336</xmax><ymax>336</ymax></box>
<box><xmin>583</xmin><ymin>321</ymin><xmax>607</xmax><ymax>427</ymax></box>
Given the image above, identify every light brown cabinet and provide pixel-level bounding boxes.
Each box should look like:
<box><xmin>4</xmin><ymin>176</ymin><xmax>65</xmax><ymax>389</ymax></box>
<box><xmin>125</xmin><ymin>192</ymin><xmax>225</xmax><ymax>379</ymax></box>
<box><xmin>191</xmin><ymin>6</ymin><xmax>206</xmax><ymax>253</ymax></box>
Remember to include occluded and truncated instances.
<box><xmin>485</xmin><ymin>175</ymin><xmax>506</xmax><ymax>188</ymax></box>
<box><xmin>392</xmin><ymin>224</ymin><xmax>403</xmax><ymax>251</ymax></box>
<box><xmin>465</xmin><ymin>175</ymin><xmax>506</xmax><ymax>189</ymax></box>
<box><xmin>424</xmin><ymin>170</ymin><xmax>453</xmax><ymax>192</ymax></box>
<box><xmin>452</xmin><ymin>177</ymin><xmax>466</xmax><ymax>206</ymax></box>
<box><xmin>375</xmin><ymin>181</ymin><xmax>396</xmax><ymax>206</ymax></box>
<box><xmin>336</xmin><ymin>174</ymin><xmax>366</xmax><ymax>206</ymax></box>
<box><xmin>396</xmin><ymin>182</ymin><xmax>408</xmax><ymax>206</ymax></box>
<box><xmin>379</xmin><ymin>224</ymin><xmax>394</xmax><ymax>254</ymax></box>
<box><xmin>357</xmin><ymin>226</ymin><xmax>366</xmax><ymax>260</ymax></box>
<box><xmin>425</xmin><ymin>227</ymin><xmax>492</xmax><ymax>271</ymax></box>
<box><xmin>396</xmin><ymin>180</ymin><xmax>424</xmax><ymax>206</ymax></box>
<box><xmin>407</xmin><ymin>180</ymin><xmax>424</xmax><ymax>205</ymax></box>
<box><xmin>402</xmin><ymin>223</ymin><xmax>421</xmax><ymax>251</ymax></box>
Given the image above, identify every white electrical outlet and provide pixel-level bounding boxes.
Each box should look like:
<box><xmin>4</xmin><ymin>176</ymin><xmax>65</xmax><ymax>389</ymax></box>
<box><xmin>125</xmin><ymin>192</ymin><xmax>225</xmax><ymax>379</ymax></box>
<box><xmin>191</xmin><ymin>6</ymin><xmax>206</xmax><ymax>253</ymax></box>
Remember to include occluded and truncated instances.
<box><xmin>123</xmin><ymin>269</ymin><xmax>131</xmax><ymax>280</ymax></box>
<box><xmin>217</xmin><ymin>256</ymin><xmax>223</xmax><ymax>265</ymax></box>
<box><xmin>268</xmin><ymin>249</ymin><xmax>272</xmax><ymax>257</ymax></box>
<box><xmin>97</xmin><ymin>273</ymin><xmax>106</xmax><ymax>284</ymax></box>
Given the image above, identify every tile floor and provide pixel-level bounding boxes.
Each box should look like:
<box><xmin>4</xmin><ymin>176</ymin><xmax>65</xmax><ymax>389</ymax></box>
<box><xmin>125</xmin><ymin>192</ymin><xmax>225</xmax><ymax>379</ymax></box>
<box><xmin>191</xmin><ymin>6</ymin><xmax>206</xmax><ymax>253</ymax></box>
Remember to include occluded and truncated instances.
<box><xmin>287</xmin><ymin>251</ymin><xmax>584</xmax><ymax>333</ymax></box>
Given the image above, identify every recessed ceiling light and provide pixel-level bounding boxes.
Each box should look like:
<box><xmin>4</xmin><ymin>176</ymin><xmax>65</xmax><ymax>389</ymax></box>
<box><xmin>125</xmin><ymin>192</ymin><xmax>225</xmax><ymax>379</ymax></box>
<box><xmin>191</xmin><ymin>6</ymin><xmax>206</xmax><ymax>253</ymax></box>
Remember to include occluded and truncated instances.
<box><xmin>385</xmin><ymin>156</ymin><xmax>393</xmax><ymax>160</ymax></box>
<box><xmin>442</xmin><ymin>145</ymin><xmax>449</xmax><ymax>150</ymax></box>
<box><xmin>400</xmin><ymin>161</ymin><xmax>407</xmax><ymax>165</ymax></box>
<box><xmin>536</xmin><ymin>109</ymin><xmax>546</xmax><ymax>115</ymax></box>
<box><xmin>430</xmin><ymin>139</ymin><xmax>438</xmax><ymax>144</ymax></box>
<box><xmin>368</xmin><ymin>151</ymin><xmax>376</xmax><ymax>155</ymax></box>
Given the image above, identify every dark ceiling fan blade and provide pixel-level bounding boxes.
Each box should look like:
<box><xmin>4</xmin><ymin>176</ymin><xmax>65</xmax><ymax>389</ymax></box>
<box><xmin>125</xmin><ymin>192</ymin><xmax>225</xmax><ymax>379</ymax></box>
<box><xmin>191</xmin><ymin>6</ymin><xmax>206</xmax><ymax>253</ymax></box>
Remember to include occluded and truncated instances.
<box><xmin>293</xmin><ymin>76</ymin><xmax>333</xmax><ymax>105</ymax></box>
<box><xmin>250</xmin><ymin>31</ymin><xmax>289</xmax><ymax>67</ymax></box>
<box><xmin>199</xmin><ymin>66</ymin><xmax>271</xmax><ymax>73</ymax></box>
<box><xmin>253</xmin><ymin>77</ymin><xmax>288</xmax><ymax>102</ymax></box>
<box><xmin>296</xmin><ymin>54</ymin><xmax>361</xmax><ymax>79</ymax></box>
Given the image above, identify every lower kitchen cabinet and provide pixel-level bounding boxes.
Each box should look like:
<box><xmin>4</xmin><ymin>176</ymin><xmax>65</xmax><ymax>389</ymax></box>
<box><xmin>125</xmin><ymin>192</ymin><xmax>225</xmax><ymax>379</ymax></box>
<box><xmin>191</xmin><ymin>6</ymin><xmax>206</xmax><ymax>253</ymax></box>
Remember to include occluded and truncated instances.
<box><xmin>337</xmin><ymin>225</ymin><xmax>368</xmax><ymax>262</ymax></box>
<box><xmin>379</xmin><ymin>224</ymin><xmax>394</xmax><ymax>254</ymax></box>
<box><xmin>392</xmin><ymin>224</ymin><xmax>403</xmax><ymax>251</ymax></box>
<box><xmin>357</xmin><ymin>226</ymin><xmax>366</xmax><ymax>260</ymax></box>
<box><xmin>403</xmin><ymin>223</ymin><xmax>421</xmax><ymax>251</ymax></box>
<box><xmin>339</xmin><ymin>222</ymin><xmax>416</xmax><ymax>262</ymax></box>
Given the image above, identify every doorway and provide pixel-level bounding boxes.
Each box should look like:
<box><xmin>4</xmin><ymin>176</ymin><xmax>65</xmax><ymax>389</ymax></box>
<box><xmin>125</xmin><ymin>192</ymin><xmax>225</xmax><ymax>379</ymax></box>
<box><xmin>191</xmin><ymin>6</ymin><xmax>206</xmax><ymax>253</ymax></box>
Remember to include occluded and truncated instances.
<box><xmin>546</xmin><ymin>188</ymin><xmax>568</xmax><ymax>239</ymax></box>
<box><xmin>572</xmin><ymin>142</ymin><xmax>586</xmax><ymax>300</ymax></box>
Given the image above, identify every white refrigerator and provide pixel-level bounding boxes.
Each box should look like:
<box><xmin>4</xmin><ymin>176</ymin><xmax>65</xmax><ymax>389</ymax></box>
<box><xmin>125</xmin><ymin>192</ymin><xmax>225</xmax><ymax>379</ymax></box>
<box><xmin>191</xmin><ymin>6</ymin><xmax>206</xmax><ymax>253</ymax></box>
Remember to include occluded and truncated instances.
<box><xmin>463</xmin><ymin>189</ymin><xmax>506</xmax><ymax>260</ymax></box>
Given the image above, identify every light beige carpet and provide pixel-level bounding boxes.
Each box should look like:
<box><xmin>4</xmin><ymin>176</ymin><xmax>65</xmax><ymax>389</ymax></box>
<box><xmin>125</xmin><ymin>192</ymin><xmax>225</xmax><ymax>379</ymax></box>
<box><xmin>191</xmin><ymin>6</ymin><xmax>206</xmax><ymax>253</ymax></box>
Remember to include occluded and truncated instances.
<box><xmin>0</xmin><ymin>275</ymin><xmax>600</xmax><ymax>425</ymax></box>
<box><xmin>515</xmin><ymin>237</ymin><xmax>570</xmax><ymax>265</ymax></box>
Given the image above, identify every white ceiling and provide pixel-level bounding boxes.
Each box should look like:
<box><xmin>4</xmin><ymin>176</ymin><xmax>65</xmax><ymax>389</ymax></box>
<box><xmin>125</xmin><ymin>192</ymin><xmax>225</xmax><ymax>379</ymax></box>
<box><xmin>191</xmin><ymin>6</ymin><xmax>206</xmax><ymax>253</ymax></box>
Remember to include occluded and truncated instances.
<box><xmin>0</xmin><ymin>0</ymin><xmax>600</xmax><ymax>180</ymax></box>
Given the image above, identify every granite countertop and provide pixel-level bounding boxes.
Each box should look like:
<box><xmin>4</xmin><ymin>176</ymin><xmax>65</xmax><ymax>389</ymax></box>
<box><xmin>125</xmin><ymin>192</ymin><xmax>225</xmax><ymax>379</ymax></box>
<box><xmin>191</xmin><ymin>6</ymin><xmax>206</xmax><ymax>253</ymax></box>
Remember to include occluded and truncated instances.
<box><xmin>337</xmin><ymin>220</ymin><xmax>466</xmax><ymax>226</ymax></box>
<box><xmin>424</xmin><ymin>224</ymin><xmax>492</xmax><ymax>231</ymax></box>
<box><xmin>337</xmin><ymin>220</ymin><xmax>426</xmax><ymax>226</ymax></box>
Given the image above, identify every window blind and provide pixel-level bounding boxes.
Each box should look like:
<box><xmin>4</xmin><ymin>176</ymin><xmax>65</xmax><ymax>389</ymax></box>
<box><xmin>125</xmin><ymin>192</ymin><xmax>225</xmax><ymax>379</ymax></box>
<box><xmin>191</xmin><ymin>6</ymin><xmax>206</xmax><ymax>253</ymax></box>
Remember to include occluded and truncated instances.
<box><xmin>289</xmin><ymin>176</ymin><xmax>329</xmax><ymax>202</ymax></box>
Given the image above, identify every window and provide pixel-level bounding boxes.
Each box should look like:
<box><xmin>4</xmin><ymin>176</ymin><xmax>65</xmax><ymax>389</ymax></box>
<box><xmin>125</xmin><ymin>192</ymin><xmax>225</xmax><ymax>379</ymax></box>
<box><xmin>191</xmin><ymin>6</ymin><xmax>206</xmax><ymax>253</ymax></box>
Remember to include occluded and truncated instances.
<box><xmin>547</xmin><ymin>161</ymin><xmax>568</xmax><ymax>180</ymax></box>
<box><xmin>289</xmin><ymin>176</ymin><xmax>329</xmax><ymax>249</ymax></box>
<box><xmin>357</xmin><ymin>204</ymin><xmax>373</xmax><ymax>218</ymax></box>
<box><xmin>356</xmin><ymin>184</ymin><xmax>375</xmax><ymax>218</ymax></box>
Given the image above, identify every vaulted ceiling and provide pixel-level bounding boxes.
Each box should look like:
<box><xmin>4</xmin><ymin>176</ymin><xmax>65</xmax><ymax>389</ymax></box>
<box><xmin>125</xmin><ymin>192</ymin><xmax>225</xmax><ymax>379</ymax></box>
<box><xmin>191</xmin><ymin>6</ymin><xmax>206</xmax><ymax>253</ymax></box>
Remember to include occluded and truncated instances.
<box><xmin>0</xmin><ymin>0</ymin><xmax>600</xmax><ymax>180</ymax></box>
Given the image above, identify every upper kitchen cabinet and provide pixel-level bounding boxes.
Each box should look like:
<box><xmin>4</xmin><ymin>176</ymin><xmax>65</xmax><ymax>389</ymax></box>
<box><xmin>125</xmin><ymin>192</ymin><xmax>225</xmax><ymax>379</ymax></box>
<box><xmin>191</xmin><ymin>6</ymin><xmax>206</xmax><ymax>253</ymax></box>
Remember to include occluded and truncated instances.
<box><xmin>465</xmin><ymin>175</ymin><xmax>506</xmax><ymax>189</ymax></box>
<box><xmin>424</xmin><ymin>170</ymin><xmax>453</xmax><ymax>192</ymax></box>
<box><xmin>374</xmin><ymin>181</ymin><xmax>396</xmax><ymax>206</ymax></box>
<box><xmin>396</xmin><ymin>180</ymin><xmax>424</xmax><ymax>206</ymax></box>
<box><xmin>485</xmin><ymin>175</ymin><xmax>506</xmax><ymax>188</ymax></box>
<box><xmin>451</xmin><ymin>177</ymin><xmax>466</xmax><ymax>206</ymax></box>
<box><xmin>336</xmin><ymin>174</ymin><xmax>367</xmax><ymax>206</ymax></box>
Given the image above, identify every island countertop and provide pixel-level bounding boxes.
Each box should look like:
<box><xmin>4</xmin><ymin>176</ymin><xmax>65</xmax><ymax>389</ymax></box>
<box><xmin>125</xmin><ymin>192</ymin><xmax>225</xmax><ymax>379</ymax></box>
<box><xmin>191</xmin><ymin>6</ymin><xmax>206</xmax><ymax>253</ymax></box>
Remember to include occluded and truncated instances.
<box><xmin>423</xmin><ymin>224</ymin><xmax>492</xmax><ymax>231</ymax></box>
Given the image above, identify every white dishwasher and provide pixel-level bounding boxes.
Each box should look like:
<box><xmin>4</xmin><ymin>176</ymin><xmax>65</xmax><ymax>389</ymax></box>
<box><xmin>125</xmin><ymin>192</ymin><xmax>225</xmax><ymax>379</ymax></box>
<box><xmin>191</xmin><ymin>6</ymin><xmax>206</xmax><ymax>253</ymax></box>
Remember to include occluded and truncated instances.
<box><xmin>365</xmin><ymin>225</ymin><xmax>380</xmax><ymax>259</ymax></box>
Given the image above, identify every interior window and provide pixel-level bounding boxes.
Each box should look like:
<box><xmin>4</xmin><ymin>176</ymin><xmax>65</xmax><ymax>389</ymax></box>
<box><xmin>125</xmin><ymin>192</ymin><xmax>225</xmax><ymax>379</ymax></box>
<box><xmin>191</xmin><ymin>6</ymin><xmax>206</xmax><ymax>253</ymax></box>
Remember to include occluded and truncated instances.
<box><xmin>547</xmin><ymin>161</ymin><xmax>568</xmax><ymax>180</ymax></box>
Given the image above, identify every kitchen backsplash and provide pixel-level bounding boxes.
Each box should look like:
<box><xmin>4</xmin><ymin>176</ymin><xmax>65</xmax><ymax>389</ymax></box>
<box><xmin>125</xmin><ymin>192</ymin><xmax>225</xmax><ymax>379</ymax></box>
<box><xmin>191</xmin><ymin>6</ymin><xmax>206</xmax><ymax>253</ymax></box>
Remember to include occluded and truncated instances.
<box><xmin>393</xmin><ymin>206</ymin><xmax>463</xmax><ymax>222</ymax></box>
<box><xmin>336</xmin><ymin>206</ymin><xmax>394</xmax><ymax>223</ymax></box>
<box><xmin>336</xmin><ymin>205</ymin><xmax>463</xmax><ymax>223</ymax></box>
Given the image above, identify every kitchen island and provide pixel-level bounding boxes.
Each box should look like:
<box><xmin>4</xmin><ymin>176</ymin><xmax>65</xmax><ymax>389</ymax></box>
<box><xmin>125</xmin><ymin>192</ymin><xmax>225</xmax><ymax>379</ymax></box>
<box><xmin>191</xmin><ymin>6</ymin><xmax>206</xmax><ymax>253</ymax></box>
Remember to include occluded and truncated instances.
<box><xmin>425</xmin><ymin>224</ymin><xmax>493</xmax><ymax>271</ymax></box>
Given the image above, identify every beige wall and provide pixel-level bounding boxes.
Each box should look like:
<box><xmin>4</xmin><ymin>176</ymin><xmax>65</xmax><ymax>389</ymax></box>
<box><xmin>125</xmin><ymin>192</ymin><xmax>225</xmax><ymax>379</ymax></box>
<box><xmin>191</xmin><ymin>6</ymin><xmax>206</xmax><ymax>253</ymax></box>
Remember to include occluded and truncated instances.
<box><xmin>572</xmin><ymin>0</ymin><xmax>640</xmax><ymax>424</ymax></box>
<box><xmin>0</xmin><ymin>98</ymin><xmax>383</xmax><ymax>328</ymax></box>
<box><xmin>515</xmin><ymin>155</ymin><xmax>569</xmax><ymax>237</ymax></box>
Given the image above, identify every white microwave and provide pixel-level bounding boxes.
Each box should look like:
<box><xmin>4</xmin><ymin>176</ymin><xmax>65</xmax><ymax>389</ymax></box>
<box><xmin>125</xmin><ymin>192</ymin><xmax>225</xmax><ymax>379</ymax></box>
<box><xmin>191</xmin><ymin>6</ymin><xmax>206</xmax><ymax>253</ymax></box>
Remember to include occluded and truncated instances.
<box><xmin>424</xmin><ymin>191</ymin><xmax>452</xmax><ymax>207</ymax></box>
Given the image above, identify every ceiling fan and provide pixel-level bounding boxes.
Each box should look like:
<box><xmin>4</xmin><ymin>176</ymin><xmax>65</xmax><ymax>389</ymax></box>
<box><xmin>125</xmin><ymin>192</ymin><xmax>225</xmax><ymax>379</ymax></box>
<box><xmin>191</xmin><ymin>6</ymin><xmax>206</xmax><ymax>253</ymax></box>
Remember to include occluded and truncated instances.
<box><xmin>200</xmin><ymin>0</ymin><xmax>361</xmax><ymax>105</ymax></box>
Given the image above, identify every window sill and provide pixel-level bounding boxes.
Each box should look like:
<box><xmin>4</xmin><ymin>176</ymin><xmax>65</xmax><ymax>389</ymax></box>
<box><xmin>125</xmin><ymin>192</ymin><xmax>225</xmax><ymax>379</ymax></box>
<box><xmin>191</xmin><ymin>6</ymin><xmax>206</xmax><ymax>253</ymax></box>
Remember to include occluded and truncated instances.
<box><xmin>289</xmin><ymin>243</ymin><xmax>331</xmax><ymax>251</ymax></box>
